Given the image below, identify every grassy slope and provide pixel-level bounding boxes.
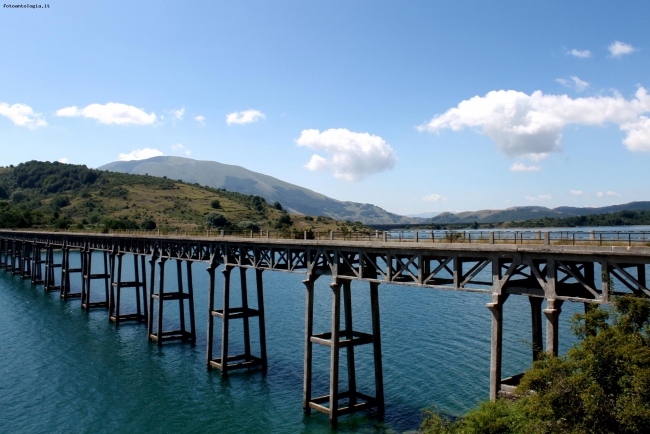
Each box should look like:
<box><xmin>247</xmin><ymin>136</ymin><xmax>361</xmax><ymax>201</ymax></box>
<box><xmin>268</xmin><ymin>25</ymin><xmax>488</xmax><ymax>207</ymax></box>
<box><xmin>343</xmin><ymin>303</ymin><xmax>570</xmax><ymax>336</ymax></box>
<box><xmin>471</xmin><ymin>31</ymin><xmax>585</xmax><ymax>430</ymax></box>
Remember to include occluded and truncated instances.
<box><xmin>0</xmin><ymin>162</ymin><xmax>351</xmax><ymax>232</ymax></box>
<box><xmin>99</xmin><ymin>156</ymin><xmax>419</xmax><ymax>225</ymax></box>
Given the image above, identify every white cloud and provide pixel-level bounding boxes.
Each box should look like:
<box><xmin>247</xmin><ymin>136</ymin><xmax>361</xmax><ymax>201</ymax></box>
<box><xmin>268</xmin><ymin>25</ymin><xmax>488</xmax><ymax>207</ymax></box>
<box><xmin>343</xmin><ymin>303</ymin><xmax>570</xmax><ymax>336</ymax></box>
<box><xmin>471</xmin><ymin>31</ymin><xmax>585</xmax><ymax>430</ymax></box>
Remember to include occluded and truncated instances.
<box><xmin>525</xmin><ymin>152</ymin><xmax>549</xmax><ymax>162</ymax></box>
<box><xmin>0</xmin><ymin>102</ymin><xmax>47</xmax><ymax>129</ymax></box>
<box><xmin>55</xmin><ymin>106</ymin><xmax>80</xmax><ymax>117</ymax></box>
<box><xmin>555</xmin><ymin>76</ymin><xmax>589</xmax><ymax>92</ymax></box>
<box><xmin>58</xmin><ymin>157</ymin><xmax>69</xmax><ymax>164</ymax></box>
<box><xmin>419</xmin><ymin>87</ymin><xmax>650</xmax><ymax>157</ymax></box>
<box><xmin>171</xmin><ymin>143</ymin><xmax>191</xmax><ymax>155</ymax></box>
<box><xmin>510</xmin><ymin>162</ymin><xmax>540</xmax><ymax>172</ymax></box>
<box><xmin>596</xmin><ymin>191</ymin><xmax>621</xmax><ymax>197</ymax></box>
<box><xmin>56</xmin><ymin>102</ymin><xmax>156</xmax><ymax>125</ymax></box>
<box><xmin>422</xmin><ymin>193</ymin><xmax>447</xmax><ymax>202</ymax></box>
<box><xmin>118</xmin><ymin>148</ymin><xmax>164</xmax><ymax>161</ymax></box>
<box><xmin>194</xmin><ymin>115</ymin><xmax>206</xmax><ymax>125</ymax></box>
<box><xmin>568</xmin><ymin>48</ymin><xmax>591</xmax><ymax>58</ymax></box>
<box><xmin>608</xmin><ymin>40</ymin><xmax>635</xmax><ymax>57</ymax></box>
<box><xmin>621</xmin><ymin>117</ymin><xmax>650</xmax><ymax>151</ymax></box>
<box><xmin>296</xmin><ymin>128</ymin><xmax>397</xmax><ymax>181</ymax></box>
<box><xmin>226</xmin><ymin>109</ymin><xmax>265</xmax><ymax>125</ymax></box>
<box><xmin>171</xmin><ymin>107</ymin><xmax>185</xmax><ymax>121</ymax></box>
<box><xmin>526</xmin><ymin>195</ymin><xmax>552</xmax><ymax>201</ymax></box>
<box><xmin>570</xmin><ymin>190</ymin><xmax>585</xmax><ymax>196</ymax></box>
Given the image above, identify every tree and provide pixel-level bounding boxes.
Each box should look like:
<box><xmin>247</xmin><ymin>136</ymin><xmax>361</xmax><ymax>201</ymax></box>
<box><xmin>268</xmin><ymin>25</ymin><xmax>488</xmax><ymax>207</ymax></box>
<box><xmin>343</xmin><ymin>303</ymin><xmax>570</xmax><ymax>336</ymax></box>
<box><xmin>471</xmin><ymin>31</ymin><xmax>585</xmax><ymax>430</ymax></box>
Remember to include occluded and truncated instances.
<box><xmin>210</xmin><ymin>199</ymin><xmax>221</xmax><ymax>209</ymax></box>
<box><xmin>274</xmin><ymin>214</ymin><xmax>292</xmax><ymax>228</ymax></box>
<box><xmin>206</xmin><ymin>213</ymin><xmax>228</xmax><ymax>227</ymax></box>
<box><xmin>421</xmin><ymin>295</ymin><xmax>650</xmax><ymax>434</ymax></box>
<box><xmin>273</xmin><ymin>201</ymin><xmax>283</xmax><ymax>211</ymax></box>
<box><xmin>140</xmin><ymin>219</ymin><xmax>157</xmax><ymax>230</ymax></box>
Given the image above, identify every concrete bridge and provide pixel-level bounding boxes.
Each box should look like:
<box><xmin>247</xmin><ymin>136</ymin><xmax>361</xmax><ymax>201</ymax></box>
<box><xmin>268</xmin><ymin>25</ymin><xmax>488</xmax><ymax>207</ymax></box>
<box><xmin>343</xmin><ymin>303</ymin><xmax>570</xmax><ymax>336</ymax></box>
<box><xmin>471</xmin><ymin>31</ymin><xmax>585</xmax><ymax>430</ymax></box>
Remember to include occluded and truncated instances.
<box><xmin>1</xmin><ymin>229</ymin><xmax>649</xmax><ymax>427</ymax></box>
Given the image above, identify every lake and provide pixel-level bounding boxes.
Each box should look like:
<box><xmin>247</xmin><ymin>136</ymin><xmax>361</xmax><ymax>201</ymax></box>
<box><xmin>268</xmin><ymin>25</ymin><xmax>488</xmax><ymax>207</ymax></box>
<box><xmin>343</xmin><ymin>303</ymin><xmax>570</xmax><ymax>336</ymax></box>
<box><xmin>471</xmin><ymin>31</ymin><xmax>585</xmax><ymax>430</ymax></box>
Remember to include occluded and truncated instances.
<box><xmin>0</xmin><ymin>233</ymin><xmax>603</xmax><ymax>433</ymax></box>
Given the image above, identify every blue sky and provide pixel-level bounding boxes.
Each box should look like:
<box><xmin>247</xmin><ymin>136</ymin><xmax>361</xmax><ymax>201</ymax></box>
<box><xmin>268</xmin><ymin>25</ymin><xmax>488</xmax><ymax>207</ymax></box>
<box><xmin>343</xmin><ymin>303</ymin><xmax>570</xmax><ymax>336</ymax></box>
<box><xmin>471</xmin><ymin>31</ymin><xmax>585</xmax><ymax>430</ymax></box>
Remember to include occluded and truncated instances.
<box><xmin>1</xmin><ymin>1</ymin><xmax>650</xmax><ymax>215</ymax></box>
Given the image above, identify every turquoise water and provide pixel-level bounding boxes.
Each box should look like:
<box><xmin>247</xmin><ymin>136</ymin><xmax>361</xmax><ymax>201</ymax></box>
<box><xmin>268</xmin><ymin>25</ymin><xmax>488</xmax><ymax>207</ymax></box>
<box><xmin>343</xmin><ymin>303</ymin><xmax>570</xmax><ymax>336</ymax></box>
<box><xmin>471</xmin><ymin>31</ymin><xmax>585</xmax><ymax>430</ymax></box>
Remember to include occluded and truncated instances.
<box><xmin>0</xmin><ymin>252</ymin><xmax>584</xmax><ymax>433</ymax></box>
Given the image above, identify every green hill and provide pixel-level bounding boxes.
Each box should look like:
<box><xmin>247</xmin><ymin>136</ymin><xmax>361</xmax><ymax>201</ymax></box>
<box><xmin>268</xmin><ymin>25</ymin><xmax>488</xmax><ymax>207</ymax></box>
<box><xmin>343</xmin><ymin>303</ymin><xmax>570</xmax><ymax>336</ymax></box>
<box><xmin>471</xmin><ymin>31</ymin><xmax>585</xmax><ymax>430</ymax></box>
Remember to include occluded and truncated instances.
<box><xmin>0</xmin><ymin>160</ymin><xmax>353</xmax><ymax>233</ymax></box>
<box><xmin>98</xmin><ymin>156</ymin><xmax>419</xmax><ymax>225</ymax></box>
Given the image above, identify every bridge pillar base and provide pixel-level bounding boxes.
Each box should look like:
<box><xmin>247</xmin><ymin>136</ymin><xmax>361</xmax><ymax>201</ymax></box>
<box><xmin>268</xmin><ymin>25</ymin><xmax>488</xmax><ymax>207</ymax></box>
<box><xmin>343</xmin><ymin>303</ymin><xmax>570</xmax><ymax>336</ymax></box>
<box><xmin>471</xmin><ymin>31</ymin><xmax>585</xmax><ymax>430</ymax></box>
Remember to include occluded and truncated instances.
<box><xmin>44</xmin><ymin>245</ymin><xmax>62</xmax><ymax>292</ymax></box>
<box><xmin>60</xmin><ymin>247</ymin><xmax>82</xmax><ymax>300</ymax></box>
<box><xmin>3</xmin><ymin>243</ymin><xmax>12</xmax><ymax>271</ymax></box>
<box><xmin>207</xmin><ymin>267</ymin><xmax>267</xmax><ymax>374</ymax></box>
<box><xmin>148</xmin><ymin>258</ymin><xmax>195</xmax><ymax>345</ymax></box>
<box><xmin>0</xmin><ymin>238</ymin><xmax>7</xmax><ymax>268</ymax></box>
<box><xmin>30</xmin><ymin>243</ymin><xmax>45</xmax><ymax>284</ymax></box>
<box><xmin>81</xmin><ymin>250</ymin><xmax>111</xmax><ymax>310</ymax></box>
<box><xmin>303</xmin><ymin>280</ymin><xmax>384</xmax><ymax>428</ymax></box>
<box><xmin>544</xmin><ymin>299</ymin><xmax>564</xmax><ymax>356</ymax></box>
<box><xmin>11</xmin><ymin>240</ymin><xmax>22</xmax><ymax>275</ymax></box>
<box><xmin>487</xmin><ymin>293</ymin><xmax>509</xmax><ymax>401</ymax></box>
<box><xmin>110</xmin><ymin>252</ymin><xmax>147</xmax><ymax>325</ymax></box>
<box><xmin>20</xmin><ymin>241</ymin><xmax>32</xmax><ymax>280</ymax></box>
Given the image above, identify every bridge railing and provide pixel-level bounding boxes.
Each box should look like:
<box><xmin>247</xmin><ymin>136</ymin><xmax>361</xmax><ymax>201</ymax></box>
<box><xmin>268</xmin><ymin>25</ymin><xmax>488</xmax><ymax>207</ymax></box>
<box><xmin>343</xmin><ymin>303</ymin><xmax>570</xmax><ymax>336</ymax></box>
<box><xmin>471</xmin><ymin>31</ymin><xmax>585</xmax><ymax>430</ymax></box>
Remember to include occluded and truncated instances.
<box><xmin>3</xmin><ymin>228</ymin><xmax>650</xmax><ymax>247</ymax></box>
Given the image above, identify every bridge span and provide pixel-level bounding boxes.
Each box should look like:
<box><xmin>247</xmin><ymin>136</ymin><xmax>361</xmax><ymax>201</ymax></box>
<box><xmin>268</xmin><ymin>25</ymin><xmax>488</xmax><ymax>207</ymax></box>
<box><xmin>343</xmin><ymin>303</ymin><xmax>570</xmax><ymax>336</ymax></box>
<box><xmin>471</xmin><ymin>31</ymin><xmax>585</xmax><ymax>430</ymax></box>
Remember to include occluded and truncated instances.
<box><xmin>1</xmin><ymin>229</ymin><xmax>649</xmax><ymax>427</ymax></box>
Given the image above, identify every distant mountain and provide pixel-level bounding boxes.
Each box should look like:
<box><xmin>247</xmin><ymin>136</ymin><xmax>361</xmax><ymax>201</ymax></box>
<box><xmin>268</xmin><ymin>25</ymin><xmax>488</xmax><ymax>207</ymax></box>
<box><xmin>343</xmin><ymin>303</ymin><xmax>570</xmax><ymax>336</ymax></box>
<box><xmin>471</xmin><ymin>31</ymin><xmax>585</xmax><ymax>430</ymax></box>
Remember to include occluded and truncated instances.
<box><xmin>428</xmin><ymin>202</ymin><xmax>650</xmax><ymax>224</ymax></box>
<box><xmin>99</xmin><ymin>156</ymin><xmax>420</xmax><ymax>225</ymax></box>
<box><xmin>406</xmin><ymin>211</ymin><xmax>442</xmax><ymax>218</ymax></box>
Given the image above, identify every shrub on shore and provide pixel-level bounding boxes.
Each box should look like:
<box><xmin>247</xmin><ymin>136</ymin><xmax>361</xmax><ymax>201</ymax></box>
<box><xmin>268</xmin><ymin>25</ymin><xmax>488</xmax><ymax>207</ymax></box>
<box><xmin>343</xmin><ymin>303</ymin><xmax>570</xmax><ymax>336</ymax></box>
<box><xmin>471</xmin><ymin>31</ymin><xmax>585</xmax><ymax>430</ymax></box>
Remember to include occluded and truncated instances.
<box><xmin>420</xmin><ymin>295</ymin><xmax>650</xmax><ymax>434</ymax></box>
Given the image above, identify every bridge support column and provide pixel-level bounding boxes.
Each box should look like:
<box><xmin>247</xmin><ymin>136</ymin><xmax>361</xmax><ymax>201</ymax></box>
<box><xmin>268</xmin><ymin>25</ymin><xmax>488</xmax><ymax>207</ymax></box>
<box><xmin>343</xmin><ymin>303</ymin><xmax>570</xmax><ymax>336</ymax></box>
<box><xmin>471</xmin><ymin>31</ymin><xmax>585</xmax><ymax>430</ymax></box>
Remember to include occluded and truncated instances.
<box><xmin>544</xmin><ymin>299</ymin><xmax>563</xmax><ymax>356</ymax></box>
<box><xmin>44</xmin><ymin>245</ymin><xmax>62</xmax><ymax>292</ymax></box>
<box><xmin>2</xmin><ymin>238</ymin><xmax>11</xmax><ymax>271</ymax></box>
<box><xmin>60</xmin><ymin>246</ymin><xmax>82</xmax><ymax>300</ymax></box>
<box><xmin>11</xmin><ymin>240</ymin><xmax>22</xmax><ymax>275</ymax></box>
<box><xmin>207</xmin><ymin>266</ymin><xmax>266</xmax><ymax>373</ymax></box>
<box><xmin>20</xmin><ymin>241</ymin><xmax>32</xmax><ymax>280</ymax></box>
<box><xmin>81</xmin><ymin>249</ymin><xmax>111</xmax><ymax>310</ymax></box>
<box><xmin>109</xmin><ymin>253</ymin><xmax>148</xmax><ymax>325</ymax></box>
<box><xmin>30</xmin><ymin>243</ymin><xmax>44</xmax><ymax>284</ymax></box>
<box><xmin>149</xmin><ymin>258</ymin><xmax>195</xmax><ymax>345</ymax></box>
<box><xmin>487</xmin><ymin>293</ymin><xmax>508</xmax><ymax>401</ymax></box>
<box><xmin>529</xmin><ymin>297</ymin><xmax>543</xmax><ymax>361</ymax></box>
<box><xmin>638</xmin><ymin>264</ymin><xmax>646</xmax><ymax>291</ymax></box>
<box><xmin>304</xmin><ymin>279</ymin><xmax>384</xmax><ymax>427</ymax></box>
<box><xmin>0</xmin><ymin>237</ymin><xmax>5</xmax><ymax>268</ymax></box>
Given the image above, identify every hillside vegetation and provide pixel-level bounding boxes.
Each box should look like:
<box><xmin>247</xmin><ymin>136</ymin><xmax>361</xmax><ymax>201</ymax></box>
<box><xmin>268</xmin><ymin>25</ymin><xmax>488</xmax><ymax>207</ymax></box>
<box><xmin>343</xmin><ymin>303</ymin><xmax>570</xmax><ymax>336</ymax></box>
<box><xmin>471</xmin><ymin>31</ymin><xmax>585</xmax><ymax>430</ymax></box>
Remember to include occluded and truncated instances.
<box><xmin>99</xmin><ymin>156</ymin><xmax>419</xmax><ymax>225</ymax></box>
<box><xmin>428</xmin><ymin>202</ymin><xmax>650</xmax><ymax>225</ymax></box>
<box><xmin>421</xmin><ymin>296</ymin><xmax>650</xmax><ymax>434</ymax></box>
<box><xmin>0</xmin><ymin>161</ymin><xmax>366</xmax><ymax>234</ymax></box>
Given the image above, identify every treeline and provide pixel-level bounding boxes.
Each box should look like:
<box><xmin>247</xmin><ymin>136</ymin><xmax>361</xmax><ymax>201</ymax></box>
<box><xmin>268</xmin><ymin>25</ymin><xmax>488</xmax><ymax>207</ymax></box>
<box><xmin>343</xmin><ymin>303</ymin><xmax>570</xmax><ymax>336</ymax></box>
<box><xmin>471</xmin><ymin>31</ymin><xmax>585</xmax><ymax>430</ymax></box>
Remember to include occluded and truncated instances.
<box><xmin>374</xmin><ymin>210</ymin><xmax>650</xmax><ymax>231</ymax></box>
<box><xmin>511</xmin><ymin>209</ymin><xmax>650</xmax><ymax>228</ymax></box>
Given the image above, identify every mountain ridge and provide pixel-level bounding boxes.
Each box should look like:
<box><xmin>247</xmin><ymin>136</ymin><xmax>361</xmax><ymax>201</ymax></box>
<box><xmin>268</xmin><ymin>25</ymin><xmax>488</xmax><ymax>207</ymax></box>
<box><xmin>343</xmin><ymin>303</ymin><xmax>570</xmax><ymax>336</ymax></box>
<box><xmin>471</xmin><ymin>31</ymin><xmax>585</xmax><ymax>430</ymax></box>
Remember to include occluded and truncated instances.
<box><xmin>99</xmin><ymin>156</ymin><xmax>420</xmax><ymax>225</ymax></box>
<box><xmin>428</xmin><ymin>202</ymin><xmax>650</xmax><ymax>224</ymax></box>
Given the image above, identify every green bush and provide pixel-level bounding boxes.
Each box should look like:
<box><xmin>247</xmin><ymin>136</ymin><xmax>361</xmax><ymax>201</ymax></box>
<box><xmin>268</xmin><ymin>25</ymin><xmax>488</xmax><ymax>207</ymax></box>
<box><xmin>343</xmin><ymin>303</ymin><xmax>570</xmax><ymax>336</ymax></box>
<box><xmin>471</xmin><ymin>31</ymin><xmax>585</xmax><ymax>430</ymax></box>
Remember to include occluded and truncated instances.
<box><xmin>207</xmin><ymin>213</ymin><xmax>228</xmax><ymax>227</ymax></box>
<box><xmin>274</xmin><ymin>213</ymin><xmax>292</xmax><ymax>228</ymax></box>
<box><xmin>421</xmin><ymin>295</ymin><xmax>650</xmax><ymax>434</ymax></box>
<box><xmin>140</xmin><ymin>219</ymin><xmax>157</xmax><ymax>230</ymax></box>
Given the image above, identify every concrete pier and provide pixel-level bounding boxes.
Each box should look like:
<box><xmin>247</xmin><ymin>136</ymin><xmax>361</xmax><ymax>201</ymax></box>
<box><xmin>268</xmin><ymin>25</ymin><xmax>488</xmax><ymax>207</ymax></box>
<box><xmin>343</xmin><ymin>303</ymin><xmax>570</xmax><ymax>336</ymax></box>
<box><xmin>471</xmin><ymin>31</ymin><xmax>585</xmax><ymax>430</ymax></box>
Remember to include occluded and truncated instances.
<box><xmin>148</xmin><ymin>257</ymin><xmax>195</xmax><ymax>345</ymax></box>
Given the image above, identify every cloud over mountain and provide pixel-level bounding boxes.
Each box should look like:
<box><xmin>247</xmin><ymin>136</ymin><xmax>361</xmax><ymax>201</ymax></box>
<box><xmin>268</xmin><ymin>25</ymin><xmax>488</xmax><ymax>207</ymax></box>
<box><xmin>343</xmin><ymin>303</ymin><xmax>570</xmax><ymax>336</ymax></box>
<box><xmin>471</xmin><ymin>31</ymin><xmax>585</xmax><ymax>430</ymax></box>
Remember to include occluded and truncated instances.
<box><xmin>118</xmin><ymin>148</ymin><xmax>164</xmax><ymax>161</ymax></box>
<box><xmin>297</xmin><ymin>128</ymin><xmax>397</xmax><ymax>181</ymax></box>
